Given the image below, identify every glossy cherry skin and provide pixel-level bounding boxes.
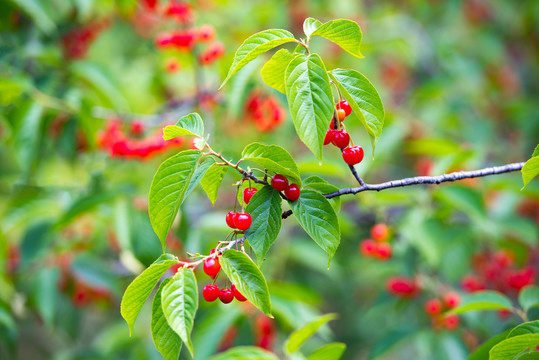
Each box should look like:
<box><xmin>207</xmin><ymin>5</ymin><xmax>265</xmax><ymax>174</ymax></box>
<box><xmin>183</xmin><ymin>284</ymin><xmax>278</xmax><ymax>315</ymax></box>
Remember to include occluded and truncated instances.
<box><xmin>324</xmin><ymin>130</ymin><xmax>333</xmax><ymax>145</ymax></box>
<box><xmin>226</xmin><ymin>211</ymin><xmax>238</xmax><ymax>229</ymax></box>
<box><xmin>337</xmin><ymin>100</ymin><xmax>352</xmax><ymax>116</ymax></box>
<box><xmin>271</xmin><ymin>174</ymin><xmax>288</xmax><ymax>191</ymax></box>
<box><xmin>337</xmin><ymin>108</ymin><xmax>346</xmax><ymax>121</ymax></box>
<box><xmin>219</xmin><ymin>288</ymin><xmax>234</xmax><ymax>304</ymax></box>
<box><xmin>342</xmin><ymin>146</ymin><xmax>364</xmax><ymax>165</ymax></box>
<box><xmin>331</xmin><ymin>130</ymin><xmax>350</xmax><ymax>149</ymax></box>
<box><xmin>234</xmin><ymin>213</ymin><xmax>252</xmax><ymax>231</ymax></box>
<box><xmin>202</xmin><ymin>284</ymin><xmax>220</xmax><ymax>302</ymax></box>
<box><xmin>244</xmin><ymin>188</ymin><xmax>258</xmax><ymax>204</ymax></box>
<box><xmin>203</xmin><ymin>257</ymin><xmax>221</xmax><ymax>278</ymax></box>
<box><xmin>231</xmin><ymin>284</ymin><xmax>247</xmax><ymax>302</ymax></box>
<box><xmin>284</xmin><ymin>184</ymin><xmax>300</xmax><ymax>201</ymax></box>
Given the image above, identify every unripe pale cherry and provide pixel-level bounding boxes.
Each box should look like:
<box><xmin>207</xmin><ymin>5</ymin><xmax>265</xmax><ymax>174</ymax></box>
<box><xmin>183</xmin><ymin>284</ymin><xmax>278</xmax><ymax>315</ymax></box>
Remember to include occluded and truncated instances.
<box><xmin>337</xmin><ymin>108</ymin><xmax>347</xmax><ymax>122</ymax></box>
<box><xmin>337</xmin><ymin>99</ymin><xmax>352</xmax><ymax>116</ymax></box>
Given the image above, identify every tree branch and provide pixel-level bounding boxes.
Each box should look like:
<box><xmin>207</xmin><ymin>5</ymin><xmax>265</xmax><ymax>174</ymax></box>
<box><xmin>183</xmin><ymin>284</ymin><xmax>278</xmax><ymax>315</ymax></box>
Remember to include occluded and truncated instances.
<box><xmin>218</xmin><ymin>236</ymin><xmax>245</xmax><ymax>253</ymax></box>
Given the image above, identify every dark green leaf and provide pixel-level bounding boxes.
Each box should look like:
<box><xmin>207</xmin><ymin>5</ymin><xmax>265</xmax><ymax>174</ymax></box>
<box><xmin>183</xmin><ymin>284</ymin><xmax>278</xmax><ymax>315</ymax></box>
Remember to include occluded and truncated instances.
<box><xmin>149</xmin><ymin>150</ymin><xmax>201</xmax><ymax>251</ymax></box>
<box><xmin>451</xmin><ymin>291</ymin><xmax>513</xmax><ymax>314</ymax></box>
<box><xmin>489</xmin><ymin>334</ymin><xmax>539</xmax><ymax>360</ymax></box>
<box><xmin>201</xmin><ymin>164</ymin><xmax>228</xmax><ymax>205</ymax></box>
<box><xmin>519</xmin><ymin>287</ymin><xmax>539</xmax><ymax>312</ymax></box>
<box><xmin>303</xmin><ymin>17</ymin><xmax>322</xmax><ymax>38</ymax></box>
<box><xmin>242</xmin><ymin>142</ymin><xmax>302</xmax><ymax>186</ymax></box>
<box><xmin>285</xmin><ymin>54</ymin><xmax>334</xmax><ymax>160</ymax></box>
<box><xmin>244</xmin><ymin>186</ymin><xmax>282</xmax><ymax>264</ymax></box>
<box><xmin>310</xmin><ymin>19</ymin><xmax>363</xmax><ymax>58</ymax></box>
<box><xmin>162</xmin><ymin>267</ymin><xmax>198</xmax><ymax>357</ymax></box>
<box><xmin>208</xmin><ymin>346</ymin><xmax>279</xmax><ymax>360</ymax></box>
<box><xmin>261</xmin><ymin>49</ymin><xmax>298</xmax><ymax>94</ymax></box>
<box><xmin>221</xmin><ymin>29</ymin><xmax>298</xmax><ymax>87</ymax></box>
<box><xmin>220</xmin><ymin>250</ymin><xmax>272</xmax><ymax>316</ymax></box>
<box><xmin>285</xmin><ymin>313</ymin><xmax>338</xmax><ymax>354</ymax></box>
<box><xmin>328</xmin><ymin>69</ymin><xmax>384</xmax><ymax>151</ymax></box>
<box><xmin>163</xmin><ymin>113</ymin><xmax>205</xmax><ymax>140</ymax></box>
<box><xmin>469</xmin><ymin>331</ymin><xmax>510</xmax><ymax>360</ymax></box>
<box><xmin>289</xmin><ymin>190</ymin><xmax>340</xmax><ymax>267</ymax></box>
<box><xmin>152</xmin><ymin>278</ymin><xmax>181</xmax><ymax>360</ymax></box>
<box><xmin>121</xmin><ymin>254</ymin><xmax>178</xmax><ymax>335</ymax></box>
<box><xmin>307</xmin><ymin>342</ymin><xmax>346</xmax><ymax>360</ymax></box>
<box><xmin>11</xmin><ymin>0</ymin><xmax>56</xmax><ymax>34</ymax></box>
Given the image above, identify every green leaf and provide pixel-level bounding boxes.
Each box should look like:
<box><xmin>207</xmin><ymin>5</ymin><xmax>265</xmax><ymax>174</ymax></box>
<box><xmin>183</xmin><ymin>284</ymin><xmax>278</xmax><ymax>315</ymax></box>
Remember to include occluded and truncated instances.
<box><xmin>120</xmin><ymin>254</ymin><xmax>178</xmax><ymax>335</ymax></box>
<box><xmin>11</xmin><ymin>0</ymin><xmax>56</xmax><ymax>34</ymax></box>
<box><xmin>221</xmin><ymin>29</ymin><xmax>298</xmax><ymax>87</ymax></box>
<box><xmin>508</xmin><ymin>321</ymin><xmax>539</xmax><ymax>338</ymax></box>
<box><xmin>517</xmin><ymin>352</ymin><xmax>539</xmax><ymax>360</ymax></box>
<box><xmin>149</xmin><ymin>150</ymin><xmax>201</xmax><ymax>251</ymax></box>
<box><xmin>192</xmin><ymin>307</ymin><xmax>243</xmax><ymax>359</ymax></box>
<box><xmin>152</xmin><ymin>278</ymin><xmax>181</xmax><ymax>360</ymax></box>
<box><xmin>261</xmin><ymin>49</ymin><xmax>298</xmax><ymax>94</ymax></box>
<box><xmin>451</xmin><ymin>291</ymin><xmax>513</xmax><ymax>314</ymax></box>
<box><xmin>468</xmin><ymin>330</ymin><xmax>511</xmax><ymax>360</ymax></box>
<box><xmin>200</xmin><ymin>164</ymin><xmax>228</xmax><ymax>205</ymax></box>
<box><xmin>220</xmin><ymin>250</ymin><xmax>272</xmax><ymax>316</ymax></box>
<box><xmin>522</xmin><ymin>156</ymin><xmax>539</xmax><ymax>190</ymax></box>
<box><xmin>285</xmin><ymin>313</ymin><xmax>338</xmax><ymax>354</ymax></box>
<box><xmin>519</xmin><ymin>286</ymin><xmax>539</xmax><ymax>312</ymax></box>
<box><xmin>33</xmin><ymin>267</ymin><xmax>59</xmax><ymax>327</ymax></box>
<box><xmin>303</xmin><ymin>17</ymin><xmax>323</xmax><ymax>38</ymax></box>
<box><xmin>161</xmin><ymin>267</ymin><xmax>198</xmax><ymax>357</ymax></box>
<box><xmin>163</xmin><ymin>113</ymin><xmax>205</xmax><ymax>140</ymax></box>
<box><xmin>533</xmin><ymin>145</ymin><xmax>539</xmax><ymax>157</ymax></box>
<box><xmin>328</xmin><ymin>69</ymin><xmax>384</xmax><ymax>151</ymax></box>
<box><xmin>208</xmin><ymin>346</ymin><xmax>279</xmax><ymax>360</ymax></box>
<box><xmin>289</xmin><ymin>190</ymin><xmax>340</xmax><ymax>267</ymax></box>
<box><xmin>303</xmin><ymin>176</ymin><xmax>341</xmax><ymax>212</ymax></box>
<box><xmin>244</xmin><ymin>186</ymin><xmax>282</xmax><ymax>264</ymax></box>
<box><xmin>310</xmin><ymin>19</ymin><xmax>364</xmax><ymax>58</ymax></box>
<box><xmin>285</xmin><ymin>54</ymin><xmax>334</xmax><ymax>161</ymax></box>
<box><xmin>184</xmin><ymin>156</ymin><xmax>216</xmax><ymax>199</ymax></box>
<box><xmin>307</xmin><ymin>342</ymin><xmax>346</xmax><ymax>360</ymax></box>
<box><xmin>241</xmin><ymin>142</ymin><xmax>302</xmax><ymax>186</ymax></box>
<box><xmin>489</xmin><ymin>334</ymin><xmax>539</xmax><ymax>360</ymax></box>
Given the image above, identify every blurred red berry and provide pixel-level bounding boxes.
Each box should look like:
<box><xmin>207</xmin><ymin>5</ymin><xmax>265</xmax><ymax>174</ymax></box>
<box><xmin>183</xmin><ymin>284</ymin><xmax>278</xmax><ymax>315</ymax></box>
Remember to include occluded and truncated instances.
<box><xmin>375</xmin><ymin>242</ymin><xmax>392</xmax><ymax>260</ymax></box>
<box><xmin>386</xmin><ymin>276</ymin><xmax>419</xmax><ymax>297</ymax></box>
<box><xmin>443</xmin><ymin>291</ymin><xmax>461</xmax><ymax>309</ymax></box>
<box><xmin>424</xmin><ymin>298</ymin><xmax>443</xmax><ymax>316</ymax></box>
<box><xmin>371</xmin><ymin>223</ymin><xmax>390</xmax><ymax>242</ymax></box>
<box><xmin>461</xmin><ymin>274</ymin><xmax>486</xmax><ymax>292</ymax></box>
<box><xmin>359</xmin><ymin>239</ymin><xmax>377</xmax><ymax>257</ymax></box>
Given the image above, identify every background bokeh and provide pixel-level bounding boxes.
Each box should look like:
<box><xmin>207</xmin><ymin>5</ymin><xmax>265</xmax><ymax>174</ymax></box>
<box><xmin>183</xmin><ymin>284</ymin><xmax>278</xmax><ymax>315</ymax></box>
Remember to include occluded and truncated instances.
<box><xmin>1</xmin><ymin>0</ymin><xmax>538</xmax><ymax>359</ymax></box>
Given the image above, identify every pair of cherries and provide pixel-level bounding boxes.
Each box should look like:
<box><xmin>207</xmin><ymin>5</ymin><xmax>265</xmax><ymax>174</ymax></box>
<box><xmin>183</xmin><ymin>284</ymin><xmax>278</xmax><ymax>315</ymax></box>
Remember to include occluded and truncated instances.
<box><xmin>226</xmin><ymin>211</ymin><xmax>252</xmax><ymax>230</ymax></box>
<box><xmin>271</xmin><ymin>174</ymin><xmax>300</xmax><ymax>201</ymax></box>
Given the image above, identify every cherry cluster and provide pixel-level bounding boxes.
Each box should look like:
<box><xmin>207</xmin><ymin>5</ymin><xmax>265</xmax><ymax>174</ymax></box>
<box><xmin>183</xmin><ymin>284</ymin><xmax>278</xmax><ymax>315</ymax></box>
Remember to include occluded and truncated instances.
<box><xmin>424</xmin><ymin>292</ymin><xmax>461</xmax><ymax>330</ymax></box>
<box><xmin>244</xmin><ymin>92</ymin><xmax>286</xmax><ymax>132</ymax></box>
<box><xmin>461</xmin><ymin>249</ymin><xmax>536</xmax><ymax>294</ymax></box>
<box><xmin>61</xmin><ymin>19</ymin><xmax>110</xmax><ymax>59</ymax></box>
<box><xmin>97</xmin><ymin>119</ymin><xmax>185</xmax><ymax>159</ymax></box>
<box><xmin>202</xmin><ymin>250</ymin><xmax>248</xmax><ymax>304</ymax></box>
<box><xmin>324</xmin><ymin>100</ymin><xmax>364</xmax><ymax>166</ymax></box>
<box><xmin>359</xmin><ymin>223</ymin><xmax>392</xmax><ymax>261</ymax></box>
<box><xmin>271</xmin><ymin>174</ymin><xmax>301</xmax><ymax>201</ymax></box>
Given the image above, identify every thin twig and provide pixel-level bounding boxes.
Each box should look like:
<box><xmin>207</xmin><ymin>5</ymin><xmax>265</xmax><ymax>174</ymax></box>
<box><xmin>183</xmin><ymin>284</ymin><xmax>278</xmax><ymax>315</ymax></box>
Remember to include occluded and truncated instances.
<box><xmin>218</xmin><ymin>236</ymin><xmax>246</xmax><ymax>253</ymax></box>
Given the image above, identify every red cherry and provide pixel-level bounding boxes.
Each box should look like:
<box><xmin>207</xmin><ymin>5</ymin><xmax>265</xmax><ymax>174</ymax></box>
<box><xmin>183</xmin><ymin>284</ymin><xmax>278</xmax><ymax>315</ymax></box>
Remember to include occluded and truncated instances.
<box><xmin>203</xmin><ymin>257</ymin><xmax>221</xmax><ymax>278</ymax></box>
<box><xmin>219</xmin><ymin>288</ymin><xmax>234</xmax><ymax>304</ymax></box>
<box><xmin>424</xmin><ymin>298</ymin><xmax>443</xmax><ymax>316</ymax></box>
<box><xmin>231</xmin><ymin>284</ymin><xmax>247</xmax><ymax>302</ymax></box>
<box><xmin>443</xmin><ymin>314</ymin><xmax>460</xmax><ymax>330</ymax></box>
<box><xmin>130</xmin><ymin>121</ymin><xmax>145</xmax><ymax>136</ymax></box>
<box><xmin>337</xmin><ymin>108</ymin><xmax>346</xmax><ymax>122</ymax></box>
<box><xmin>244</xmin><ymin>188</ymin><xmax>258</xmax><ymax>204</ymax></box>
<box><xmin>371</xmin><ymin>223</ymin><xmax>390</xmax><ymax>242</ymax></box>
<box><xmin>203</xmin><ymin>284</ymin><xmax>220</xmax><ymax>302</ymax></box>
<box><xmin>329</xmin><ymin>116</ymin><xmax>337</xmax><ymax>130</ymax></box>
<box><xmin>359</xmin><ymin>239</ymin><xmax>377</xmax><ymax>257</ymax></box>
<box><xmin>443</xmin><ymin>291</ymin><xmax>461</xmax><ymax>309</ymax></box>
<box><xmin>234</xmin><ymin>213</ymin><xmax>252</xmax><ymax>231</ymax></box>
<box><xmin>461</xmin><ymin>274</ymin><xmax>486</xmax><ymax>292</ymax></box>
<box><xmin>342</xmin><ymin>146</ymin><xmax>364</xmax><ymax>165</ymax></box>
<box><xmin>324</xmin><ymin>130</ymin><xmax>333</xmax><ymax>145</ymax></box>
<box><xmin>271</xmin><ymin>174</ymin><xmax>288</xmax><ymax>192</ymax></box>
<box><xmin>375</xmin><ymin>242</ymin><xmax>392</xmax><ymax>260</ymax></box>
<box><xmin>337</xmin><ymin>100</ymin><xmax>352</xmax><ymax>116</ymax></box>
<box><xmin>284</xmin><ymin>184</ymin><xmax>300</xmax><ymax>201</ymax></box>
<box><xmin>197</xmin><ymin>24</ymin><xmax>215</xmax><ymax>42</ymax></box>
<box><xmin>226</xmin><ymin>211</ymin><xmax>238</xmax><ymax>229</ymax></box>
<box><xmin>331</xmin><ymin>130</ymin><xmax>350</xmax><ymax>149</ymax></box>
<box><xmin>386</xmin><ymin>276</ymin><xmax>419</xmax><ymax>298</ymax></box>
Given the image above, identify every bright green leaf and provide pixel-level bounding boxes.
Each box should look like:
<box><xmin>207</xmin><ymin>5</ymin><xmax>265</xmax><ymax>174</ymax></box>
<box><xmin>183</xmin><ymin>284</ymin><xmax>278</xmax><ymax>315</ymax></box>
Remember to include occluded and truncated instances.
<box><xmin>241</xmin><ymin>142</ymin><xmax>302</xmax><ymax>186</ymax></box>
<box><xmin>220</xmin><ymin>250</ymin><xmax>272</xmax><ymax>316</ymax></box>
<box><xmin>163</xmin><ymin>113</ymin><xmax>204</xmax><ymax>140</ymax></box>
<box><xmin>490</xmin><ymin>334</ymin><xmax>539</xmax><ymax>360</ymax></box>
<box><xmin>289</xmin><ymin>190</ymin><xmax>340</xmax><ymax>267</ymax></box>
<box><xmin>517</xmin><ymin>352</ymin><xmax>539</xmax><ymax>360</ymax></box>
<box><xmin>469</xmin><ymin>330</ymin><xmax>511</xmax><ymax>360</ymax></box>
<box><xmin>508</xmin><ymin>321</ymin><xmax>539</xmax><ymax>338</ymax></box>
<box><xmin>261</xmin><ymin>49</ymin><xmax>298</xmax><ymax>94</ymax></box>
<box><xmin>244</xmin><ymin>186</ymin><xmax>282</xmax><ymax>265</ymax></box>
<box><xmin>303</xmin><ymin>17</ymin><xmax>322</xmax><ymax>38</ymax></box>
<box><xmin>519</xmin><ymin>287</ymin><xmax>539</xmax><ymax>312</ymax></box>
<box><xmin>307</xmin><ymin>342</ymin><xmax>346</xmax><ymax>360</ymax></box>
<box><xmin>452</xmin><ymin>291</ymin><xmax>513</xmax><ymax>314</ymax></box>
<box><xmin>201</xmin><ymin>164</ymin><xmax>228</xmax><ymax>205</ymax></box>
<box><xmin>149</xmin><ymin>150</ymin><xmax>201</xmax><ymax>251</ymax></box>
<box><xmin>152</xmin><ymin>278</ymin><xmax>182</xmax><ymax>360</ymax></box>
<box><xmin>184</xmin><ymin>157</ymin><xmax>215</xmax><ymax>199</ymax></box>
<box><xmin>328</xmin><ymin>69</ymin><xmax>384</xmax><ymax>151</ymax></box>
<box><xmin>303</xmin><ymin>176</ymin><xmax>341</xmax><ymax>212</ymax></box>
<box><xmin>121</xmin><ymin>254</ymin><xmax>178</xmax><ymax>335</ymax></box>
<box><xmin>162</xmin><ymin>267</ymin><xmax>198</xmax><ymax>357</ymax></box>
<box><xmin>285</xmin><ymin>313</ymin><xmax>338</xmax><ymax>354</ymax></box>
<box><xmin>522</xmin><ymin>156</ymin><xmax>539</xmax><ymax>190</ymax></box>
<box><xmin>285</xmin><ymin>54</ymin><xmax>334</xmax><ymax>161</ymax></box>
<box><xmin>208</xmin><ymin>346</ymin><xmax>279</xmax><ymax>360</ymax></box>
<box><xmin>221</xmin><ymin>29</ymin><xmax>298</xmax><ymax>87</ymax></box>
<box><xmin>533</xmin><ymin>145</ymin><xmax>539</xmax><ymax>157</ymax></box>
<box><xmin>311</xmin><ymin>19</ymin><xmax>364</xmax><ymax>58</ymax></box>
